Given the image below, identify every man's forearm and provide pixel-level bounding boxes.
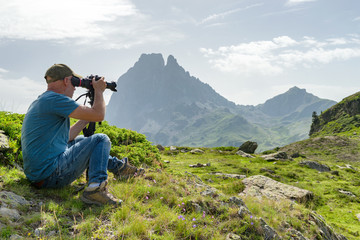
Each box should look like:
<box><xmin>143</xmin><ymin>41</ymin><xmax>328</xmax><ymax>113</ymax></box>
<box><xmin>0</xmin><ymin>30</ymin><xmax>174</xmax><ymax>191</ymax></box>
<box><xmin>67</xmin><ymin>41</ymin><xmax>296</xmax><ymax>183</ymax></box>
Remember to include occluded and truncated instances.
<box><xmin>92</xmin><ymin>90</ymin><xmax>106</xmax><ymax>120</ymax></box>
<box><xmin>69</xmin><ymin>120</ymin><xmax>90</xmax><ymax>141</ymax></box>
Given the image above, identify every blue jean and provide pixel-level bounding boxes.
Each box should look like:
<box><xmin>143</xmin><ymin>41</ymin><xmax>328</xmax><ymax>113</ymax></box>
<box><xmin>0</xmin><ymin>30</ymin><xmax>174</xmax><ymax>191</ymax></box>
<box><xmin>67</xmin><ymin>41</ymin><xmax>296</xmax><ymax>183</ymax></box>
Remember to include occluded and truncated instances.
<box><xmin>41</xmin><ymin>133</ymin><xmax>126</xmax><ymax>188</ymax></box>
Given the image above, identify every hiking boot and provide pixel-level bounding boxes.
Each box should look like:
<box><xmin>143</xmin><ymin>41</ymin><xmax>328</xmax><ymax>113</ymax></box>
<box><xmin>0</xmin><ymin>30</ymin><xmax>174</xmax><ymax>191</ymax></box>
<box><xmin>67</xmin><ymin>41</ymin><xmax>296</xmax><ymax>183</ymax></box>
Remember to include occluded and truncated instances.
<box><xmin>80</xmin><ymin>180</ymin><xmax>122</xmax><ymax>206</ymax></box>
<box><xmin>114</xmin><ymin>161</ymin><xmax>145</xmax><ymax>181</ymax></box>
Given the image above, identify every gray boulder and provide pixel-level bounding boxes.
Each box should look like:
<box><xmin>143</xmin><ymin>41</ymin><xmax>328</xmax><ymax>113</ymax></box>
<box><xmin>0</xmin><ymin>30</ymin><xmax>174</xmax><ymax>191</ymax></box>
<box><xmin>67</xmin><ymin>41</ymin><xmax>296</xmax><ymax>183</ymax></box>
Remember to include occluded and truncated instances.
<box><xmin>0</xmin><ymin>130</ymin><xmax>9</xmax><ymax>151</ymax></box>
<box><xmin>238</xmin><ymin>141</ymin><xmax>258</xmax><ymax>154</ymax></box>
<box><xmin>0</xmin><ymin>191</ymin><xmax>30</xmax><ymax>208</ymax></box>
<box><xmin>299</xmin><ymin>161</ymin><xmax>331</xmax><ymax>172</ymax></box>
<box><xmin>262</xmin><ymin>151</ymin><xmax>289</xmax><ymax>161</ymax></box>
<box><xmin>240</xmin><ymin>175</ymin><xmax>313</xmax><ymax>203</ymax></box>
<box><xmin>235</xmin><ymin>150</ymin><xmax>254</xmax><ymax>158</ymax></box>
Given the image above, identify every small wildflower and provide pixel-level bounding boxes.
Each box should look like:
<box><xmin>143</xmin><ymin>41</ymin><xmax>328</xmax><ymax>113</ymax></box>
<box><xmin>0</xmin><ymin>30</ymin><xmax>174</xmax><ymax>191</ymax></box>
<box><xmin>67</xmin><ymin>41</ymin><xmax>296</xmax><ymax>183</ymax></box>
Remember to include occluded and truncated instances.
<box><xmin>183</xmin><ymin>208</ymin><xmax>186</xmax><ymax>212</ymax></box>
<box><xmin>153</xmin><ymin>179</ymin><xmax>157</xmax><ymax>183</ymax></box>
<box><xmin>147</xmin><ymin>191</ymin><xmax>150</xmax><ymax>194</ymax></box>
<box><xmin>178</xmin><ymin>204</ymin><xmax>181</xmax><ymax>207</ymax></box>
<box><xmin>192</xmin><ymin>218</ymin><xmax>196</xmax><ymax>221</ymax></box>
<box><xmin>182</xmin><ymin>202</ymin><xmax>185</xmax><ymax>205</ymax></box>
<box><xmin>178</xmin><ymin>215</ymin><xmax>183</xmax><ymax>219</ymax></box>
<box><xmin>160</xmin><ymin>197</ymin><xmax>163</xmax><ymax>199</ymax></box>
<box><xmin>193</xmin><ymin>224</ymin><xmax>197</xmax><ymax>228</ymax></box>
<box><xmin>146</xmin><ymin>196</ymin><xmax>149</xmax><ymax>199</ymax></box>
<box><xmin>251</xmin><ymin>222</ymin><xmax>254</xmax><ymax>225</ymax></box>
<box><xmin>250</xmin><ymin>215</ymin><xmax>253</xmax><ymax>219</ymax></box>
<box><xmin>211</xmin><ymin>216</ymin><xmax>214</xmax><ymax>219</ymax></box>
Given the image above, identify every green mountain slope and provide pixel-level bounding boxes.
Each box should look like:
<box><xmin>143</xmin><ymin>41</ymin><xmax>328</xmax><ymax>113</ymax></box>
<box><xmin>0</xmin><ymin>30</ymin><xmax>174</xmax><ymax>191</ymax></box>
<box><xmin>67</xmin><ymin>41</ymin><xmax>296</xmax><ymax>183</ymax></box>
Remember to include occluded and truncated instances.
<box><xmin>310</xmin><ymin>91</ymin><xmax>360</xmax><ymax>137</ymax></box>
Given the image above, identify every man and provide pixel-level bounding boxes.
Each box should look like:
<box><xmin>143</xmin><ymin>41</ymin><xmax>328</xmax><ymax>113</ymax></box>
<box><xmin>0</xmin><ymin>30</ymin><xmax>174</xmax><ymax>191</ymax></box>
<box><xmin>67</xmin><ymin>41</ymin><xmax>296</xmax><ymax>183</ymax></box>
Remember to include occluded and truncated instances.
<box><xmin>21</xmin><ymin>64</ymin><xmax>144</xmax><ymax>206</ymax></box>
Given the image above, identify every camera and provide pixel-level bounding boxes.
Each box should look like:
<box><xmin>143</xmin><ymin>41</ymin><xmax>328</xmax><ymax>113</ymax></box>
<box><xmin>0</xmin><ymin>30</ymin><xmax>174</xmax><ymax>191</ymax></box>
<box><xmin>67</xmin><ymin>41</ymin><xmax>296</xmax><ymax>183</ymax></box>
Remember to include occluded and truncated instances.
<box><xmin>71</xmin><ymin>75</ymin><xmax>117</xmax><ymax>92</ymax></box>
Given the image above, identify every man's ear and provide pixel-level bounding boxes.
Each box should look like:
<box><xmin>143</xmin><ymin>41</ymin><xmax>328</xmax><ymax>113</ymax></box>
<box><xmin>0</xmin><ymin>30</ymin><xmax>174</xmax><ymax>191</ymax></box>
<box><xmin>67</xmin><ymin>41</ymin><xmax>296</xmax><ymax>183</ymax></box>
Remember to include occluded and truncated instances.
<box><xmin>64</xmin><ymin>76</ymin><xmax>71</xmax><ymax>86</ymax></box>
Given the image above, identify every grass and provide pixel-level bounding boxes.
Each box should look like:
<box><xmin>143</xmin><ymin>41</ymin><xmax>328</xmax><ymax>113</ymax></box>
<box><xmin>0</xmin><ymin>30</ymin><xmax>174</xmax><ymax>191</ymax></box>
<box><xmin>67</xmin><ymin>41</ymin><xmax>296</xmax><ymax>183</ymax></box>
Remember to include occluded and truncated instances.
<box><xmin>1</xmin><ymin>112</ymin><xmax>360</xmax><ymax>239</ymax></box>
<box><xmin>1</xmin><ymin>143</ymin><xmax>360</xmax><ymax>239</ymax></box>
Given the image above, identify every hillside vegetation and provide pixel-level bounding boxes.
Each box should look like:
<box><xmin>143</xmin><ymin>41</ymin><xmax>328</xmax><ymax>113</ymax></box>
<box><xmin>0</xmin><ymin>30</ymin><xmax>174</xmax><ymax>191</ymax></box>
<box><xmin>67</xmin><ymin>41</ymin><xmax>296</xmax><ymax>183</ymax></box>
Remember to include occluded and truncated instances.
<box><xmin>0</xmin><ymin>111</ymin><xmax>359</xmax><ymax>239</ymax></box>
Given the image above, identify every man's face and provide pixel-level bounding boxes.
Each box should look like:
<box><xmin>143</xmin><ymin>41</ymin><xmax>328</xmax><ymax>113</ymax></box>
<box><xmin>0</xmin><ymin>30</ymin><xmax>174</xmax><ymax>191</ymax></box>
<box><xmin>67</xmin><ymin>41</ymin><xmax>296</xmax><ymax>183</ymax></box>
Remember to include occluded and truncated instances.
<box><xmin>64</xmin><ymin>76</ymin><xmax>76</xmax><ymax>98</ymax></box>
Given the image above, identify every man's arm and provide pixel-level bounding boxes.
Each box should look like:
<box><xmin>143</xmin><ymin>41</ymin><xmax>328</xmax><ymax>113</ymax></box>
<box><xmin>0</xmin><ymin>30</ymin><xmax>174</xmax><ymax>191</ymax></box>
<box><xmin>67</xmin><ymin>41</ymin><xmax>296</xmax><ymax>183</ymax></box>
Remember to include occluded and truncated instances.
<box><xmin>69</xmin><ymin>120</ymin><xmax>90</xmax><ymax>141</ymax></box>
<box><xmin>69</xmin><ymin>77</ymin><xmax>107</xmax><ymax>122</ymax></box>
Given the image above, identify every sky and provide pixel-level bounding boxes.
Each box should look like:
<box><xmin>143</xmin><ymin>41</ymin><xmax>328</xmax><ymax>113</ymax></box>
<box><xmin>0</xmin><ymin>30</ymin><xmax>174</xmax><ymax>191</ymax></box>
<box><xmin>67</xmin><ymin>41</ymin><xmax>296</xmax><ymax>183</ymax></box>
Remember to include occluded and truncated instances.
<box><xmin>0</xmin><ymin>0</ymin><xmax>360</xmax><ymax>113</ymax></box>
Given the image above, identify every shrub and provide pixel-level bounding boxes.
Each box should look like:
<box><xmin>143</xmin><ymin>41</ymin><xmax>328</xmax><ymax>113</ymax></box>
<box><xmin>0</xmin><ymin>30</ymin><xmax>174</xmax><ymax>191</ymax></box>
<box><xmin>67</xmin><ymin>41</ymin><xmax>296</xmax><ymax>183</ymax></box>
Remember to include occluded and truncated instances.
<box><xmin>0</xmin><ymin>112</ymin><xmax>161</xmax><ymax>167</ymax></box>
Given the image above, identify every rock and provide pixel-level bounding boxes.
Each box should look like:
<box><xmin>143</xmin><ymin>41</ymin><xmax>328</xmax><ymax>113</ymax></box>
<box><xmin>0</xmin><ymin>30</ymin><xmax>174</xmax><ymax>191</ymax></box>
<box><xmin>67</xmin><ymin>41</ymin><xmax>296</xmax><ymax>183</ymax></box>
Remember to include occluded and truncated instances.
<box><xmin>356</xmin><ymin>213</ymin><xmax>360</xmax><ymax>221</ymax></box>
<box><xmin>259</xmin><ymin>217</ymin><xmax>281</xmax><ymax>240</ymax></box>
<box><xmin>156</xmin><ymin>144</ymin><xmax>164</xmax><ymax>151</ymax></box>
<box><xmin>34</xmin><ymin>228</ymin><xmax>45</xmax><ymax>237</ymax></box>
<box><xmin>336</xmin><ymin>164</ymin><xmax>357</xmax><ymax>171</ymax></box>
<box><xmin>286</xmin><ymin>228</ymin><xmax>308</xmax><ymax>240</ymax></box>
<box><xmin>338</xmin><ymin>189</ymin><xmax>356</xmax><ymax>197</ymax></box>
<box><xmin>240</xmin><ymin>175</ymin><xmax>313</xmax><ymax>203</ymax></box>
<box><xmin>235</xmin><ymin>150</ymin><xmax>254</xmax><ymax>158</ymax></box>
<box><xmin>0</xmin><ymin>191</ymin><xmax>30</xmax><ymax>208</ymax></box>
<box><xmin>0</xmin><ymin>207</ymin><xmax>21</xmax><ymax>221</ymax></box>
<box><xmin>164</xmin><ymin>160</ymin><xmax>170</xmax><ymax>163</ymax></box>
<box><xmin>209</xmin><ymin>172</ymin><xmax>246</xmax><ymax>179</ymax></box>
<box><xmin>260</xmin><ymin>168</ymin><xmax>275</xmax><ymax>174</ymax></box>
<box><xmin>226</xmin><ymin>233</ymin><xmax>241</xmax><ymax>240</ymax></box>
<box><xmin>238</xmin><ymin>141</ymin><xmax>258</xmax><ymax>154</ymax></box>
<box><xmin>10</xmin><ymin>235</ymin><xmax>23</xmax><ymax>240</ymax></box>
<box><xmin>310</xmin><ymin>212</ymin><xmax>349</xmax><ymax>240</ymax></box>
<box><xmin>200</xmin><ymin>189</ymin><xmax>218</xmax><ymax>198</ymax></box>
<box><xmin>0</xmin><ymin>130</ymin><xmax>9</xmax><ymax>151</ymax></box>
<box><xmin>238</xmin><ymin>206</ymin><xmax>252</xmax><ymax>218</ymax></box>
<box><xmin>190</xmin><ymin>149</ymin><xmax>204</xmax><ymax>154</ymax></box>
<box><xmin>189</xmin><ymin>163</ymin><xmax>210</xmax><ymax>168</ymax></box>
<box><xmin>262</xmin><ymin>152</ymin><xmax>289</xmax><ymax>161</ymax></box>
<box><xmin>228</xmin><ymin>196</ymin><xmax>245</xmax><ymax>207</ymax></box>
<box><xmin>299</xmin><ymin>161</ymin><xmax>331</xmax><ymax>172</ymax></box>
<box><xmin>169</xmin><ymin>146</ymin><xmax>177</xmax><ymax>151</ymax></box>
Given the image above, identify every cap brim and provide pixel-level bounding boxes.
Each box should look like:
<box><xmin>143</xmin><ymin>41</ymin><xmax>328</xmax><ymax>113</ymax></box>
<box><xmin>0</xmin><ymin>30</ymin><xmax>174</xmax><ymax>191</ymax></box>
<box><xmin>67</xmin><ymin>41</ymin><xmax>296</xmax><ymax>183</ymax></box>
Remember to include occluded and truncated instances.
<box><xmin>73</xmin><ymin>73</ymin><xmax>83</xmax><ymax>79</ymax></box>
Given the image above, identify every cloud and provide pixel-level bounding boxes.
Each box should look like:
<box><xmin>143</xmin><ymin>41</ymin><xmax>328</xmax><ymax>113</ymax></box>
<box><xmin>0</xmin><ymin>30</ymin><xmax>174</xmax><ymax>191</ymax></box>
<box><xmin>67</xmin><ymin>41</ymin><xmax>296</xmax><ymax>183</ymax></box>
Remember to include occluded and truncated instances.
<box><xmin>286</xmin><ymin>0</ymin><xmax>317</xmax><ymax>6</ymax></box>
<box><xmin>0</xmin><ymin>71</ymin><xmax>44</xmax><ymax>113</ymax></box>
<box><xmin>199</xmin><ymin>3</ymin><xmax>263</xmax><ymax>25</ymax></box>
<box><xmin>200</xmin><ymin>36</ymin><xmax>360</xmax><ymax>76</ymax></box>
<box><xmin>0</xmin><ymin>0</ymin><xmax>183</xmax><ymax>49</ymax></box>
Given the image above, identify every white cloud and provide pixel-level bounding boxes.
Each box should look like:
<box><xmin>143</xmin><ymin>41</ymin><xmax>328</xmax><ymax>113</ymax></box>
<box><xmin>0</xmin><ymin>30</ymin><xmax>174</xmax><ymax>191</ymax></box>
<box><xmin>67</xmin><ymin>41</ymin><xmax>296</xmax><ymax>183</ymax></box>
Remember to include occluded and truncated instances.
<box><xmin>199</xmin><ymin>3</ymin><xmax>263</xmax><ymax>25</ymax></box>
<box><xmin>0</xmin><ymin>68</ymin><xmax>8</xmax><ymax>73</ymax></box>
<box><xmin>0</xmin><ymin>75</ymin><xmax>44</xmax><ymax>113</ymax></box>
<box><xmin>286</xmin><ymin>0</ymin><xmax>317</xmax><ymax>6</ymax></box>
<box><xmin>0</xmin><ymin>0</ymin><xmax>135</xmax><ymax>40</ymax></box>
<box><xmin>201</xmin><ymin>36</ymin><xmax>360</xmax><ymax>76</ymax></box>
<box><xmin>0</xmin><ymin>0</ymin><xmax>183</xmax><ymax>49</ymax></box>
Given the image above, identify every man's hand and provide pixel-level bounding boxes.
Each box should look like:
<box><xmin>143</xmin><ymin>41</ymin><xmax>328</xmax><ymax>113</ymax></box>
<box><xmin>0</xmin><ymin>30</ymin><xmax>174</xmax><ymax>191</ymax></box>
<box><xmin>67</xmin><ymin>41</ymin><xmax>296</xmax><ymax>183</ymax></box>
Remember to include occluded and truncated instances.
<box><xmin>92</xmin><ymin>76</ymin><xmax>106</xmax><ymax>93</ymax></box>
<box><xmin>69</xmin><ymin>76</ymin><xmax>106</xmax><ymax>122</ymax></box>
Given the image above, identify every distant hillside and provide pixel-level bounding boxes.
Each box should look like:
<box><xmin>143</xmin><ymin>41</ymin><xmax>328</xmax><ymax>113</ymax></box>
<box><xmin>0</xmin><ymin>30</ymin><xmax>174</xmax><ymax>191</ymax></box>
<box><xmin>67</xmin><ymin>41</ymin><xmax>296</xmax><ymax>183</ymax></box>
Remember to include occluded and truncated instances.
<box><xmin>106</xmin><ymin>53</ymin><xmax>336</xmax><ymax>150</ymax></box>
<box><xmin>310</xmin><ymin>91</ymin><xmax>360</xmax><ymax>136</ymax></box>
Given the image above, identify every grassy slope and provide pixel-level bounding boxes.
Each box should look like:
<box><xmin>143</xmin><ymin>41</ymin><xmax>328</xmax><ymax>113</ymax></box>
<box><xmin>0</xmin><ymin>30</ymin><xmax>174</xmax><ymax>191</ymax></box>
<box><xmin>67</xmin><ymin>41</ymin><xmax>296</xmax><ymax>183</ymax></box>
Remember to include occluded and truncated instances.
<box><xmin>1</xmin><ymin>145</ymin><xmax>360</xmax><ymax>239</ymax></box>
<box><xmin>1</xmin><ymin>110</ymin><xmax>360</xmax><ymax>239</ymax></box>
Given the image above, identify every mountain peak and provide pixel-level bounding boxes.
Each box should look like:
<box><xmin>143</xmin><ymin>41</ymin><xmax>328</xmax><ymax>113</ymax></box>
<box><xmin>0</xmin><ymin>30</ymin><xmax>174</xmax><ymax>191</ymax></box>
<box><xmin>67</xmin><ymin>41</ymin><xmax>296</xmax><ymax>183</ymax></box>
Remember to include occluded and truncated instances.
<box><xmin>288</xmin><ymin>86</ymin><xmax>305</xmax><ymax>92</ymax></box>
<box><xmin>134</xmin><ymin>53</ymin><xmax>165</xmax><ymax>69</ymax></box>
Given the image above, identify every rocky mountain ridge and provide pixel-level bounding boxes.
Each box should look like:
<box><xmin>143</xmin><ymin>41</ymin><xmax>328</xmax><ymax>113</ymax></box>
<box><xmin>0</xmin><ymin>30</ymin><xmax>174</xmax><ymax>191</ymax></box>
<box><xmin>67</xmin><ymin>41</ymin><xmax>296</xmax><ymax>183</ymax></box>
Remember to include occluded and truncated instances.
<box><xmin>106</xmin><ymin>53</ymin><xmax>336</xmax><ymax>151</ymax></box>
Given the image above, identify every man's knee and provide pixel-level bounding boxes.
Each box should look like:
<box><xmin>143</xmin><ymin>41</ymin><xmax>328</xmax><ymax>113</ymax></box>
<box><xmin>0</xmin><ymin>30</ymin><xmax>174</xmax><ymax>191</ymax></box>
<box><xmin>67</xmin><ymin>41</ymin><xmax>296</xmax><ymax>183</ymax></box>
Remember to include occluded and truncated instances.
<box><xmin>94</xmin><ymin>133</ymin><xmax>111</xmax><ymax>144</ymax></box>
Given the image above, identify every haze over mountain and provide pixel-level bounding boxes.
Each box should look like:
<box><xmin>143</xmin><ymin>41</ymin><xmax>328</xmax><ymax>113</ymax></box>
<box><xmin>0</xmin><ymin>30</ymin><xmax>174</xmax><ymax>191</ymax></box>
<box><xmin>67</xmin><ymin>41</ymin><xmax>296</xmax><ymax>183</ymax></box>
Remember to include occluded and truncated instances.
<box><xmin>106</xmin><ymin>53</ymin><xmax>336</xmax><ymax>151</ymax></box>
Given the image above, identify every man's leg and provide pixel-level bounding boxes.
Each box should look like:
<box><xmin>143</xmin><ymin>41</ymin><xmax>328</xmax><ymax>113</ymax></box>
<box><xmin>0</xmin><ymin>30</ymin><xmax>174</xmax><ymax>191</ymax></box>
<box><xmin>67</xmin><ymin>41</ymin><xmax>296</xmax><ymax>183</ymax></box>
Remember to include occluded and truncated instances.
<box><xmin>42</xmin><ymin>134</ymin><xmax>110</xmax><ymax>188</ymax></box>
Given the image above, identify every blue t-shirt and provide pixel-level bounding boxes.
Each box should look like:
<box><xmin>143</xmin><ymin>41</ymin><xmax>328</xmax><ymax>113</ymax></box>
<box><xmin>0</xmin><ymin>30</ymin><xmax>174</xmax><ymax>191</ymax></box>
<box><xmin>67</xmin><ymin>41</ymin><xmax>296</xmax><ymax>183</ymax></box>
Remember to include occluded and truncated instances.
<box><xmin>21</xmin><ymin>91</ymin><xmax>79</xmax><ymax>182</ymax></box>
